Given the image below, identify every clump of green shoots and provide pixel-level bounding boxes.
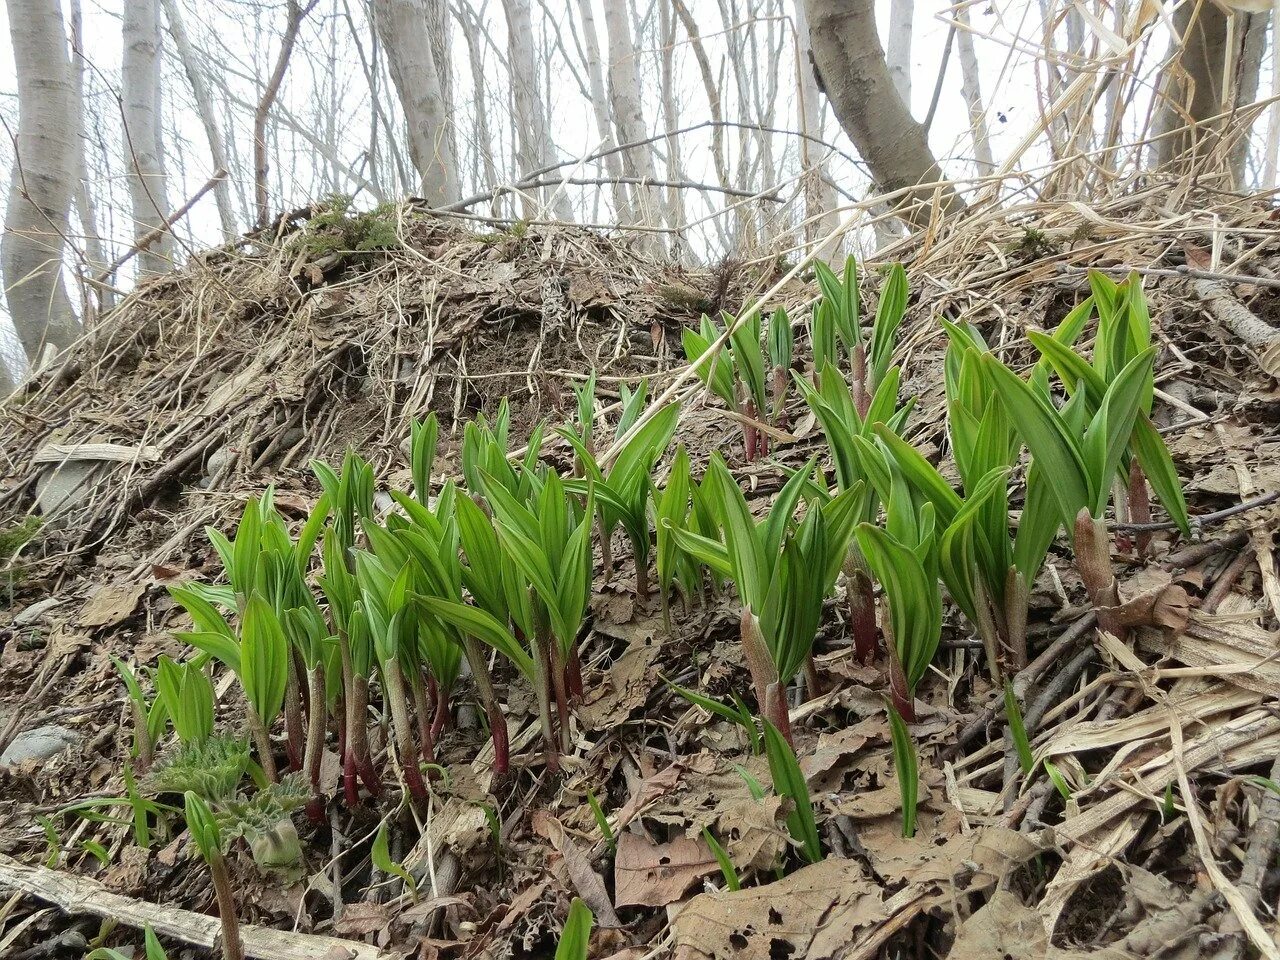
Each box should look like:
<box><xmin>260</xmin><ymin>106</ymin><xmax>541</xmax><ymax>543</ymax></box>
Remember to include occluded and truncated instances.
<box><xmin>982</xmin><ymin>341</ymin><xmax>1165</xmax><ymax>638</ymax></box>
<box><xmin>667</xmin><ymin>454</ymin><xmax>859</xmax><ymax>744</ymax></box>
<box><xmin>853</xmin><ymin>471</ymin><xmax>943</xmax><ymax>722</ymax></box>
<box><xmin>683</xmin><ymin>311</ymin><xmax>774</xmax><ymax>461</ymax></box>
<box><xmin>796</xmin><ymin>360</ymin><xmax>913</xmax><ymax>666</ymax></box>
<box><xmin>560</xmin><ymin>397</ymin><xmax>679</xmax><ymax>601</ymax></box>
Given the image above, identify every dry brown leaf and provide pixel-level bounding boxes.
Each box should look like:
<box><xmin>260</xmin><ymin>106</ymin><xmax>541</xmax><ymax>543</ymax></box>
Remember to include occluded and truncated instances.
<box><xmin>946</xmin><ymin>889</ymin><xmax>1130</xmax><ymax>959</ymax></box>
<box><xmin>332</xmin><ymin>901</ymin><xmax>391</xmax><ymax>938</ymax></box>
<box><xmin>614</xmin><ymin>832</ymin><xmax>717</xmax><ymax>908</ymax></box>
<box><xmin>579</xmin><ymin>622</ymin><xmax>662</xmax><ymax>731</ymax></box>
<box><xmin>537</xmin><ymin>813</ymin><xmax>622</xmax><ymax>927</ymax></box>
<box><xmin>669</xmin><ymin>858</ymin><xmax>886</xmax><ymax>960</ymax></box>
<box><xmin>714</xmin><ymin>795</ymin><xmax>790</xmax><ymax>873</ymax></box>
<box><xmin>78</xmin><ymin>580</ymin><xmax>146</xmax><ymax>628</ymax></box>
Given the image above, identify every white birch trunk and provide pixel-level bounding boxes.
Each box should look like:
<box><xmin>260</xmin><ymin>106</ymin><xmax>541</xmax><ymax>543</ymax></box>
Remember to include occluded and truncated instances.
<box><xmin>161</xmin><ymin>0</ymin><xmax>238</xmax><ymax>239</ymax></box>
<box><xmin>502</xmin><ymin>0</ymin><xmax>571</xmax><ymax>220</ymax></box>
<box><xmin>2</xmin><ymin>0</ymin><xmax>80</xmax><ymax>386</ymax></box>
<box><xmin>576</xmin><ymin>0</ymin><xmax>632</xmax><ymax>223</ymax></box>
<box><xmin>886</xmin><ymin>0</ymin><xmax>913</xmax><ymax>109</ymax></box>
<box><xmin>122</xmin><ymin>0</ymin><xmax>173</xmax><ymax>275</ymax></box>
<box><xmin>603</xmin><ymin>0</ymin><xmax>660</xmax><ymax>233</ymax></box>
<box><xmin>955</xmin><ymin>4</ymin><xmax>994</xmax><ymax>174</ymax></box>
<box><xmin>69</xmin><ymin>0</ymin><xmax>107</xmax><ymax>308</ymax></box>
<box><xmin>1266</xmin><ymin>1</ymin><xmax>1280</xmax><ymax>187</ymax></box>
<box><xmin>372</xmin><ymin>0</ymin><xmax>459</xmax><ymax>205</ymax></box>
<box><xmin>658</xmin><ymin>0</ymin><xmax>687</xmax><ymax>249</ymax></box>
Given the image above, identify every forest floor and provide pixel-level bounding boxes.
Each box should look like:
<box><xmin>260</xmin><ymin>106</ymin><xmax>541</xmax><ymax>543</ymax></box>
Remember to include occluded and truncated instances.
<box><xmin>0</xmin><ymin>191</ymin><xmax>1278</xmax><ymax>960</ymax></box>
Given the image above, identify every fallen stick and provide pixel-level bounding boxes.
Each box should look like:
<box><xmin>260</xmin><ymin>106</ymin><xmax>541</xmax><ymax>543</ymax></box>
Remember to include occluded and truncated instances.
<box><xmin>0</xmin><ymin>853</ymin><xmax>386</xmax><ymax>960</ymax></box>
<box><xmin>1192</xmin><ymin>278</ymin><xmax>1280</xmax><ymax>377</ymax></box>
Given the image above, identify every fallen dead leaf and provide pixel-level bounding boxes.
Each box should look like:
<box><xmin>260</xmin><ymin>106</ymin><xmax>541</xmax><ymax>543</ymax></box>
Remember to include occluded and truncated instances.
<box><xmin>714</xmin><ymin>795</ymin><xmax>790</xmax><ymax>873</ymax></box>
<box><xmin>332</xmin><ymin>900</ymin><xmax>391</xmax><ymax>938</ymax></box>
<box><xmin>670</xmin><ymin>858</ymin><xmax>886</xmax><ymax>960</ymax></box>
<box><xmin>538</xmin><ymin>813</ymin><xmax>622</xmax><ymax>927</ymax></box>
<box><xmin>614</xmin><ymin>832</ymin><xmax>717</xmax><ymax>908</ymax></box>
<box><xmin>579</xmin><ymin>621</ymin><xmax>662</xmax><ymax>731</ymax></box>
<box><xmin>78</xmin><ymin>579</ymin><xmax>147</xmax><ymax>629</ymax></box>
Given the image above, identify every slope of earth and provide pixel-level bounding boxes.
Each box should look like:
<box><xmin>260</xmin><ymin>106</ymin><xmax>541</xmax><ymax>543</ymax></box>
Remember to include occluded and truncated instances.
<box><xmin>0</xmin><ymin>191</ymin><xmax>1277</xmax><ymax>960</ymax></box>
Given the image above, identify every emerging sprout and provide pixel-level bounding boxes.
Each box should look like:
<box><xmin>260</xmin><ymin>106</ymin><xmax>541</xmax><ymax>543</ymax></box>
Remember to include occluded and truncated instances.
<box><xmin>183</xmin><ymin>791</ymin><xmax>243</xmax><ymax>960</ymax></box>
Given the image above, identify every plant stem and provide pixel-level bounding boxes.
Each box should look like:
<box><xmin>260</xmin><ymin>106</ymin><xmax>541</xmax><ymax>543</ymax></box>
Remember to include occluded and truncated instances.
<box><xmin>460</xmin><ymin>636</ymin><xmax>509</xmax><ymax>776</ymax></box>
<box><xmin>382</xmin><ymin>659</ymin><xmax>427</xmax><ymax>804</ymax></box>
<box><xmin>430</xmin><ymin>681</ymin><xmax>451</xmax><ymax>743</ymax></box>
<box><xmin>635</xmin><ymin>548</ymin><xmax>650</xmax><ymax>600</ymax></box>
<box><xmin>972</xmin><ymin>580</ymin><xmax>1003</xmax><ymax>683</ymax></box>
<box><xmin>772</xmin><ymin>366</ymin><xmax>789</xmax><ymax>431</ymax></box>
<box><xmin>408</xmin><ymin>667</ymin><xmax>436</xmax><ymax>768</ymax></box>
<box><xmin>1128</xmin><ymin>459</ymin><xmax>1152</xmax><ymax>555</ymax></box>
<box><xmin>1074</xmin><ymin>509</ymin><xmax>1123</xmax><ymax>638</ymax></box>
<box><xmin>1003</xmin><ymin>568</ymin><xmax>1029</xmax><ymax>671</ymax></box>
<box><xmin>248</xmin><ymin>706</ymin><xmax>278</xmax><ymax>783</ymax></box>
<box><xmin>304</xmin><ymin>663</ymin><xmax>326</xmax><ymax>820</ymax></box>
<box><xmin>803</xmin><ymin>653</ymin><xmax>824</xmax><ymax>699</ymax></box>
<box><xmin>744</xmin><ymin>398</ymin><xmax>758</xmax><ymax>462</ymax></box>
<box><xmin>348</xmin><ymin>674</ymin><xmax>381</xmax><ymax>796</ymax></box>
<box><xmin>739</xmin><ymin>608</ymin><xmax>779</xmax><ymax>717</ymax></box>
<box><xmin>529</xmin><ymin>623</ymin><xmax>560</xmax><ymax>773</ymax></box>
<box><xmin>550</xmin><ymin>643</ymin><xmax>572</xmax><ymax>754</ymax></box>
<box><xmin>852</xmin><ymin>344</ymin><xmax>870</xmax><ymax>419</ymax></box>
<box><xmin>208</xmin><ymin>853</ymin><xmax>244</xmax><ymax>960</ymax></box>
<box><xmin>844</xmin><ymin>549</ymin><xmax>878</xmax><ymax>664</ymax></box>
<box><xmin>337</xmin><ymin>632</ymin><xmax>356</xmax><ymax>803</ymax></box>
<box><xmin>887</xmin><ymin>657</ymin><xmax>915</xmax><ymax>723</ymax></box>
<box><xmin>283</xmin><ymin>653</ymin><xmax>304</xmax><ymax>773</ymax></box>
<box><xmin>764</xmin><ymin>681</ymin><xmax>793</xmax><ymax>748</ymax></box>
<box><xmin>566</xmin><ymin>645</ymin><xmax>584</xmax><ymax>703</ymax></box>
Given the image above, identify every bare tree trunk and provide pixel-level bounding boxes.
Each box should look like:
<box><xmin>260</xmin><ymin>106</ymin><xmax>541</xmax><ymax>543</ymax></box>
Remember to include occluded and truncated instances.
<box><xmin>1262</xmin><ymin>3</ymin><xmax>1280</xmax><ymax>186</ymax></box>
<box><xmin>122</xmin><ymin>0</ymin><xmax>173</xmax><ymax>274</ymax></box>
<box><xmin>372</xmin><ymin>0</ymin><xmax>460</xmax><ymax>205</ymax></box>
<box><xmin>1153</xmin><ymin>0</ymin><xmax>1230</xmax><ymax>175</ymax></box>
<box><xmin>670</xmin><ymin>0</ymin><xmax>731</xmax><ymax>196</ymax></box>
<box><xmin>254</xmin><ymin>0</ymin><xmax>316</xmax><ymax>226</ymax></box>
<box><xmin>422</xmin><ymin>0</ymin><xmax>458</xmax><ymax>186</ymax></box>
<box><xmin>161</xmin><ymin>0</ymin><xmax>238</xmax><ymax>239</ymax></box>
<box><xmin>603</xmin><ymin>0</ymin><xmax>660</xmax><ymax>234</ymax></box>
<box><xmin>793</xmin><ymin>0</ymin><xmax>839</xmax><ymax>255</ymax></box>
<box><xmin>658</xmin><ymin>0</ymin><xmax>687</xmax><ymax>250</ymax></box>
<box><xmin>502</xmin><ymin>0</ymin><xmax>571</xmax><ymax>219</ymax></box>
<box><xmin>456</xmin><ymin>4</ymin><xmax>500</xmax><ymax>198</ymax></box>
<box><xmin>575</xmin><ymin>0</ymin><xmax>632</xmax><ymax>222</ymax></box>
<box><xmin>886</xmin><ymin>0</ymin><xmax>913</xmax><ymax>107</ymax></box>
<box><xmin>955</xmin><ymin>4</ymin><xmax>993</xmax><ymax>174</ymax></box>
<box><xmin>68</xmin><ymin>0</ymin><xmax>107</xmax><ymax>313</ymax></box>
<box><xmin>1230</xmin><ymin>12</ymin><xmax>1268</xmax><ymax>187</ymax></box>
<box><xmin>801</xmin><ymin>0</ymin><xmax>961</xmax><ymax>224</ymax></box>
<box><xmin>2</xmin><ymin>0</ymin><xmax>80</xmax><ymax>388</ymax></box>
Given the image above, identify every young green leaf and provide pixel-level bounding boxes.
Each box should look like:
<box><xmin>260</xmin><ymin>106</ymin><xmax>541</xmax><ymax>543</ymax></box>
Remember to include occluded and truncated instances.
<box><xmin>1004</xmin><ymin>681</ymin><xmax>1035</xmax><ymax>776</ymax></box>
<box><xmin>887</xmin><ymin>705</ymin><xmax>918</xmax><ymax>838</ymax></box>
<box><xmin>555</xmin><ymin>898</ymin><xmax>594</xmax><ymax>960</ymax></box>
<box><xmin>702</xmin><ymin>826</ymin><xmax>741</xmax><ymax>891</ymax></box>
<box><xmin>763</xmin><ymin>720</ymin><xmax>821</xmax><ymax>864</ymax></box>
<box><xmin>372</xmin><ymin>820</ymin><xmax>418</xmax><ymax>900</ymax></box>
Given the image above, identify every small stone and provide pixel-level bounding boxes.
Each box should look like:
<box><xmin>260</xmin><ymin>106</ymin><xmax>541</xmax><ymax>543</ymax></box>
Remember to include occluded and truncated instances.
<box><xmin>0</xmin><ymin>725</ymin><xmax>80</xmax><ymax>766</ymax></box>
